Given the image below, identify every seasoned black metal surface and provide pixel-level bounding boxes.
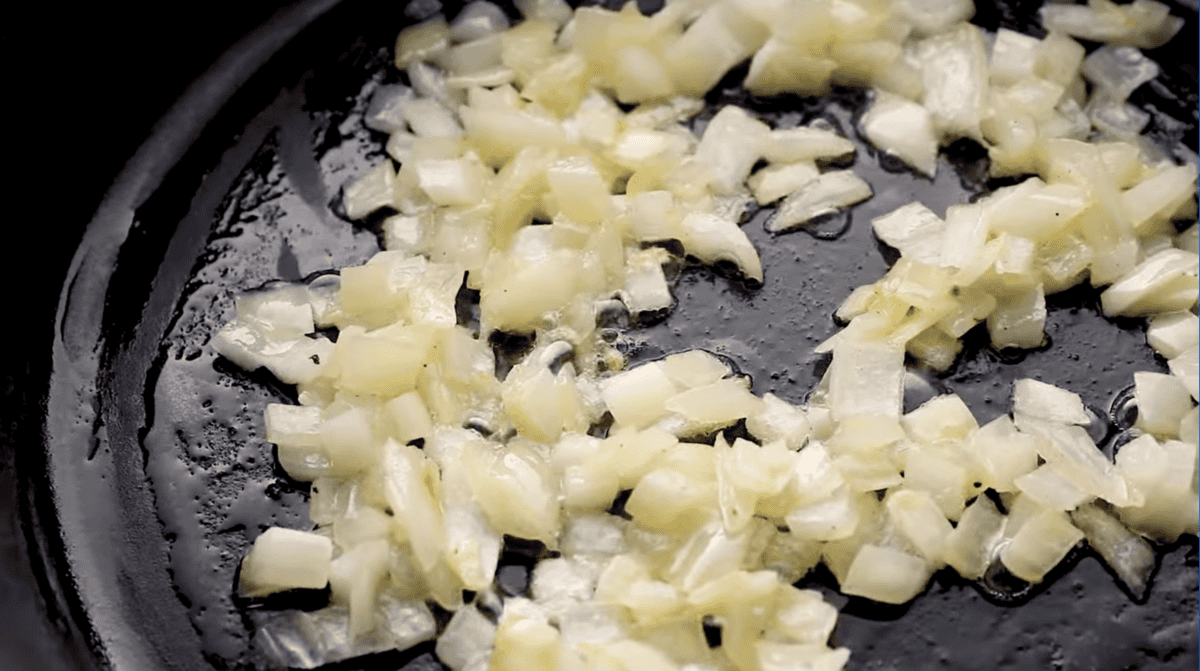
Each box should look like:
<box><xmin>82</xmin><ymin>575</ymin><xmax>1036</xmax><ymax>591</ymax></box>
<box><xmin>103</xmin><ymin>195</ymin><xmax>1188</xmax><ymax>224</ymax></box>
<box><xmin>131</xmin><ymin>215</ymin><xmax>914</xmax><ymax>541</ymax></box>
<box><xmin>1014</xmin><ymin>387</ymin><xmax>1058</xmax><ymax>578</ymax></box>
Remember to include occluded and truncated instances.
<box><xmin>28</xmin><ymin>0</ymin><xmax>1200</xmax><ymax>669</ymax></box>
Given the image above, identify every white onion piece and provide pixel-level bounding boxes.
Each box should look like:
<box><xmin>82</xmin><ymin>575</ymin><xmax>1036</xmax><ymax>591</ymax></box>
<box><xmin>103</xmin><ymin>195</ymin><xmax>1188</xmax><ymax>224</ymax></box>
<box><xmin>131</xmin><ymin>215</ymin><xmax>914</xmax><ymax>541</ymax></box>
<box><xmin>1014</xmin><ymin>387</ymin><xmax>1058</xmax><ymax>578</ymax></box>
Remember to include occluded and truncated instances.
<box><xmin>1014</xmin><ymin>465</ymin><xmax>1092</xmax><ymax>511</ymax></box>
<box><xmin>840</xmin><ymin>544</ymin><xmax>932</xmax><ymax>604</ymax></box>
<box><xmin>365</xmin><ymin>84</ymin><xmax>415</xmax><ymax>133</ymax></box>
<box><xmin>343</xmin><ymin>162</ymin><xmax>397</xmax><ymax>220</ymax></box>
<box><xmin>1040</xmin><ymin>0</ymin><xmax>1184</xmax><ymax>49</ymax></box>
<box><xmin>1087</xmin><ymin>94</ymin><xmax>1151</xmax><ymax>141</ymax></box>
<box><xmin>769</xmin><ymin>171</ymin><xmax>872</xmax><ymax>233</ymax></box>
<box><xmin>450</xmin><ymin>1</ymin><xmax>510</xmax><ymax>43</ymax></box>
<box><xmin>1081</xmin><ymin>45</ymin><xmax>1159</xmax><ymax>101</ymax></box>
<box><xmin>749</xmin><ymin>161</ymin><xmax>819</xmax><ymax>206</ymax></box>
<box><xmin>999</xmin><ymin>508</ymin><xmax>1084</xmax><ymax>583</ymax></box>
<box><xmin>1168</xmin><ymin>347</ymin><xmax>1199</xmax><ymax>401</ymax></box>
<box><xmin>1134</xmin><ymin>371</ymin><xmax>1194</xmax><ymax>436</ymax></box>
<box><xmin>760</xmin><ymin>126</ymin><xmax>856</xmax><ymax>164</ymax></box>
<box><xmin>1013</xmin><ymin>415</ymin><xmax>1136</xmax><ymax>507</ymax></box>
<box><xmin>1122</xmin><ymin>163</ymin><xmax>1199</xmax><ymax>233</ymax></box>
<box><xmin>1069</xmin><ymin>503</ymin><xmax>1155</xmax><ymax>601</ymax></box>
<box><xmin>990</xmin><ymin>28</ymin><xmax>1040</xmax><ymax>86</ymax></box>
<box><xmin>828</xmin><ymin>338</ymin><xmax>904</xmax><ymax>421</ymax></box>
<box><xmin>870</xmin><ymin>201</ymin><xmax>945</xmax><ymax>265</ymax></box>
<box><xmin>894</xmin><ymin>0</ymin><xmax>973</xmax><ymax>36</ymax></box>
<box><xmin>1147</xmin><ymin>311</ymin><xmax>1200</xmax><ymax>359</ymax></box>
<box><xmin>239</xmin><ymin>528</ymin><xmax>333</xmax><ymax>597</ymax></box>
<box><xmin>396</xmin><ymin>15</ymin><xmax>450</xmax><ymax>68</ymax></box>
<box><xmin>1100</xmin><ymin>248</ymin><xmax>1200</xmax><ymax>317</ymax></box>
<box><xmin>680</xmin><ymin>211</ymin><xmax>764</xmax><ymax>282</ymax></box>
<box><xmin>1012</xmin><ymin>379</ymin><xmax>1092</xmax><ymax>426</ymax></box>
<box><xmin>860</xmin><ymin>91</ymin><xmax>938</xmax><ymax>177</ymax></box>
<box><xmin>918</xmin><ymin>23</ymin><xmax>988</xmax><ymax>141</ymax></box>
<box><xmin>694</xmin><ymin>105</ymin><xmax>770</xmax><ymax>195</ymax></box>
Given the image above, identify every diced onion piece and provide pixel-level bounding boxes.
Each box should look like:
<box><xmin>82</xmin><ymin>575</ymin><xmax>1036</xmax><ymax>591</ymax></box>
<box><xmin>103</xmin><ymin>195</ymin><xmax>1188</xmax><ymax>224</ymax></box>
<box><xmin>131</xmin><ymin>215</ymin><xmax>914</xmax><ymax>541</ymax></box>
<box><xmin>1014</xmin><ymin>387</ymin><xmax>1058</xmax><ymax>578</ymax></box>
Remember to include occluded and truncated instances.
<box><xmin>861</xmin><ymin>92</ymin><xmax>938</xmax><ymax>177</ymax></box>
<box><xmin>239</xmin><ymin>527</ymin><xmax>333</xmax><ymax>597</ymax></box>
<box><xmin>680</xmin><ymin>211</ymin><xmax>764</xmax><ymax>283</ymax></box>
<box><xmin>450</xmin><ymin>1</ymin><xmax>510</xmax><ymax>42</ymax></box>
<box><xmin>460</xmin><ymin>106</ymin><xmax>567</xmax><ymax>165</ymax></box>
<box><xmin>366</xmin><ymin>84</ymin><xmax>415</xmax><ymax>133</ymax></box>
<box><xmin>747</xmin><ymin>393</ymin><xmax>811</xmax><ymax>451</ymax></box>
<box><xmin>1040</xmin><ymin>0</ymin><xmax>1184</xmax><ymax>49</ymax></box>
<box><xmin>611</xmin><ymin>45</ymin><xmax>676</xmax><ymax>104</ymax></box>
<box><xmin>436</xmin><ymin>606</ymin><xmax>497</xmax><ymax>671</ymax></box>
<box><xmin>328</xmin><ymin>539</ymin><xmax>391</xmax><ymax>639</ymax></box>
<box><xmin>757</xmin><ymin>642</ymin><xmax>851</xmax><ymax>671</ymax></box>
<box><xmin>938</xmin><ymin>203</ymin><xmax>987</xmax><ymax>271</ymax></box>
<box><xmin>1133</xmin><ymin>371</ymin><xmax>1193</xmax><ymax>437</ymax></box>
<box><xmin>1168</xmin><ymin>347</ymin><xmax>1199</xmax><ymax>401</ymax></box>
<box><xmin>894</xmin><ymin>0</ymin><xmax>973</xmax><ymax>36</ymax></box>
<box><xmin>901</xmin><ymin>394</ymin><xmax>977</xmax><ymax>443</ymax></box>
<box><xmin>661</xmin><ymin>350</ymin><xmax>731</xmax><ymax>389</ymax></box>
<box><xmin>828</xmin><ymin>338</ymin><xmax>904</xmax><ymax>422</ymax></box>
<box><xmin>999</xmin><ymin>508</ymin><xmax>1083</xmax><ymax>583</ymax></box>
<box><xmin>545</xmin><ymin>155</ymin><xmax>612</xmax><ymax>224</ymax></box>
<box><xmin>694</xmin><ymin>105</ymin><xmax>771</xmax><ymax>195</ymax></box>
<box><xmin>1014</xmin><ymin>464</ymin><xmax>1092</xmax><ymax>511</ymax></box>
<box><xmin>1012</xmin><ymin>379</ymin><xmax>1092</xmax><ymax>426</ymax></box>
<box><xmin>666</xmin><ymin>377</ymin><xmax>765</xmax><ymax>427</ymax></box>
<box><xmin>489</xmin><ymin>601</ymin><xmax>562</xmax><ymax>671</ymax></box>
<box><xmin>1081</xmin><ymin>45</ymin><xmax>1160</xmax><ymax>101</ymax></box>
<box><xmin>840</xmin><ymin>544</ymin><xmax>931</xmax><ymax>604</ymax></box>
<box><xmin>1034</xmin><ymin>32</ymin><xmax>1086</xmax><ymax>88</ymax></box>
<box><xmin>1146</xmin><ymin>311</ymin><xmax>1200</xmax><ymax>360</ymax></box>
<box><xmin>1100</xmin><ymin>248</ymin><xmax>1199</xmax><ymax>317</ymax></box>
<box><xmin>1122</xmin><ymin>163</ymin><xmax>1199</xmax><ymax>234</ymax></box>
<box><xmin>987</xmin><ymin>283</ymin><xmax>1046</xmax><ymax>350</ymax></box>
<box><xmin>622</xmin><ymin>250</ymin><xmax>672</xmax><ymax>314</ymax></box>
<box><xmin>745</xmin><ymin>37</ymin><xmax>837</xmax><ymax>97</ymax></box>
<box><xmin>769</xmin><ymin>170</ymin><xmax>872</xmax><ymax>233</ymax></box>
<box><xmin>601</xmin><ymin>362</ymin><xmax>678</xmax><ymax>429</ymax></box>
<box><xmin>1069</xmin><ymin>502</ymin><xmax>1155</xmax><ymax>601</ymax></box>
<box><xmin>211</xmin><ymin>321</ymin><xmax>333</xmax><ymax>385</ymax></box>
<box><xmin>943</xmin><ymin>494</ymin><xmax>1005</xmax><ymax>580</ymax></box>
<box><xmin>382</xmin><ymin>439</ymin><xmax>446</xmax><ymax>571</ymax></box>
<box><xmin>664</xmin><ymin>0</ymin><xmax>770</xmax><ymax>97</ymax></box>
<box><xmin>766</xmin><ymin>586</ymin><xmax>839</xmax><ymax>646</ymax></box>
<box><xmin>885</xmin><ymin>489</ymin><xmax>952</xmax><ymax>564</ymax></box>
<box><xmin>344</xmin><ymin>162</ymin><xmax>397</xmax><ymax>220</ymax></box>
<box><xmin>969</xmin><ymin>415</ymin><xmax>1040</xmax><ymax>493</ymax></box>
<box><xmin>1115</xmin><ymin>435</ymin><xmax>1198</xmax><ymax>541</ymax></box>
<box><xmin>903</xmin><ymin>449</ymin><xmax>970</xmax><ymax>521</ymax></box>
<box><xmin>990</xmin><ymin>28</ymin><xmax>1040</xmax><ymax>86</ymax></box>
<box><xmin>626</xmin><ymin>468</ymin><xmax>714</xmax><ymax>530</ymax></box>
<box><xmin>760</xmin><ymin>126</ymin><xmax>856</xmax><ymax>164</ymax></box>
<box><xmin>871</xmin><ymin>201</ymin><xmax>945</xmax><ymax>266</ymax></box>
<box><xmin>515</xmin><ymin>0</ymin><xmax>572</xmax><ymax>25</ymax></box>
<box><xmin>786</xmin><ymin>487</ymin><xmax>859</xmax><ymax>541</ymax></box>
<box><xmin>986</xmin><ymin>181</ymin><xmax>1090</xmax><ymax>241</ymax></box>
<box><xmin>336</xmin><ymin>324</ymin><xmax>436</xmax><ymax>396</ymax></box>
<box><xmin>918</xmin><ymin>23</ymin><xmax>988</xmax><ymax>141</ymax></box>
<box><xmin>1014</xmin><ymin>416</ymin><xmax>1136</xmax><ymax>507</ymax></box>
<box><xmin>749</xmin><ymin>161</ymin><xmax>819</xmax><ymax>206</ymax></box>
<box><xmin>415</xmin><ymin>158</ymin><xmax>484</xmax><ymax>205</ymax></box>
<box><xmin>396</xmin><ymin>16</ymin><xmax>450</xmax><ymax>68</ymax></box>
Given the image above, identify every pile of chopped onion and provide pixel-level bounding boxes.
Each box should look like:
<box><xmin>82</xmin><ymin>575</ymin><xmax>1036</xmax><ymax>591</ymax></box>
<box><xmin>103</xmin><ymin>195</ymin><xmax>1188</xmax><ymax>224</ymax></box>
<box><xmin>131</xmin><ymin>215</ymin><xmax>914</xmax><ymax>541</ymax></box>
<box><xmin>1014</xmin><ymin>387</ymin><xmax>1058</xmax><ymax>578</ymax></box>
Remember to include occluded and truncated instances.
<box><xmin>211</xmin><ymin>0</ymin><xmax>1197</xmax><ymax>669</ymax></box>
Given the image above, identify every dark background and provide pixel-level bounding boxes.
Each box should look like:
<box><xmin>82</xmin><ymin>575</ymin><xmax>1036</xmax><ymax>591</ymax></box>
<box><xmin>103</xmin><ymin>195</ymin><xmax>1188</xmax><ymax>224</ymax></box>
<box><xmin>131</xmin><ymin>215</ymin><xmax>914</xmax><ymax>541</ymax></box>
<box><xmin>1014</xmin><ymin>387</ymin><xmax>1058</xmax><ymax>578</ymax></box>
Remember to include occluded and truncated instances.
<box><xmin>5</xmin><ymin>3</ymin><xmax>288</xmax><ymax>669</ymax></box>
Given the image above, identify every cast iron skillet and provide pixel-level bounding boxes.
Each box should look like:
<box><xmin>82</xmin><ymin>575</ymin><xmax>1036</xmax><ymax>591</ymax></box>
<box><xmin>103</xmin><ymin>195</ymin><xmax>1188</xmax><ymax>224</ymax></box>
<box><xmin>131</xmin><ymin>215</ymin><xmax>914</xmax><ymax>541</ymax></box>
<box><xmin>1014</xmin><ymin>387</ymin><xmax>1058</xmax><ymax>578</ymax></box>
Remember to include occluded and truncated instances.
<box><xmin>29</xmin><ymin>0</ymin><xmax>1200</xmax><ymax>669</ymax></box>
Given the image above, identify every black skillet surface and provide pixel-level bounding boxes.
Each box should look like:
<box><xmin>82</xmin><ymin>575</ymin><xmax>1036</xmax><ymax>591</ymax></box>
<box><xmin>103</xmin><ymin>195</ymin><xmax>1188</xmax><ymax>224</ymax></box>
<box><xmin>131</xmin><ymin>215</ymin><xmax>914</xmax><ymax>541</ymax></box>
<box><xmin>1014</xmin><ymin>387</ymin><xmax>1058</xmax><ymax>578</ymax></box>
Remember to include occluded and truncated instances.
<box><xmin>16</xmin><ymin>0</ymin><xmax>1200</xmax><ymax>669</ymax></box>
